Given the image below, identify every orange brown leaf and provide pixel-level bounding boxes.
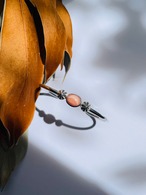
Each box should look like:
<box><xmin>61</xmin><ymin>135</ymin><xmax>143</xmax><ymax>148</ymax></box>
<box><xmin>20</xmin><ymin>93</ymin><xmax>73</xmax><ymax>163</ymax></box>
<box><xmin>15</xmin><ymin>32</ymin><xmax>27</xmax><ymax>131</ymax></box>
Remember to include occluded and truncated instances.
<box><xmin>0</xmin><ymin>0</ymin><xmax>44</xmax><ymax>146</ymax></box>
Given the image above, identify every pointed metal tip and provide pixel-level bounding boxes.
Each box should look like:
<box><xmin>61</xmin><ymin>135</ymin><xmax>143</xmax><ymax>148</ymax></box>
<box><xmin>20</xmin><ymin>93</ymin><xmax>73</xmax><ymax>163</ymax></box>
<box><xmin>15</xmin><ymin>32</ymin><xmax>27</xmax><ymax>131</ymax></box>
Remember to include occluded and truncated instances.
<box><xmin>99</xmin><ymin>116</ymin><xmax>107</xmax><ymax>121</ymax></box>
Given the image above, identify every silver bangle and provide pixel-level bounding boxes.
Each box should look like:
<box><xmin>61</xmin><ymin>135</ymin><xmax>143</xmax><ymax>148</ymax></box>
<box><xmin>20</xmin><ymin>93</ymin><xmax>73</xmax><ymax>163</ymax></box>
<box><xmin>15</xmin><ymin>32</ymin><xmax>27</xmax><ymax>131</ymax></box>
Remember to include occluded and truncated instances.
<box><xmin>40</xmin><ymin>84</ymin><xmax>106</xmax><ymax>120</ymax></box>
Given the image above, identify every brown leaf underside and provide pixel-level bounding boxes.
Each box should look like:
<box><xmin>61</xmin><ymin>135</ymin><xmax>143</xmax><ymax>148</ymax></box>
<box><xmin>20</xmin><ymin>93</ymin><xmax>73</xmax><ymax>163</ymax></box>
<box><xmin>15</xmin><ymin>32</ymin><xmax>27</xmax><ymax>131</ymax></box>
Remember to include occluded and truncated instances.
<box><xmin>0</xmin><ymin>0</ymin><xmax>73</xmax><ymax>147</ymax></box>
<box><xmin>56</xmin><ymin>0</ymin><xmax>73</xmax><ymax>75</ymax></box>
<box><xmin>56</xmin><ymin>0</ymin><xmax>73</xmax><ymax>59</ymax></box>
<box><xmin>30</xmin><ymin>0</ymin><xmax>66</xmax><ymax>81</ymax></box>
<box><xmin>0</xmin><ymin>0</ymin><xmax>44</xmax><ymax>146</ymax></box>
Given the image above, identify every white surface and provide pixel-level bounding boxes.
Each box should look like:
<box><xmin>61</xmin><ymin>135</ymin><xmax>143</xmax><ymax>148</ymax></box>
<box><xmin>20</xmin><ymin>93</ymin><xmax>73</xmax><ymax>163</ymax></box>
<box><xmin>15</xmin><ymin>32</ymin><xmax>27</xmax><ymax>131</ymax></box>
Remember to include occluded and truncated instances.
<box><xmin>28</xmin><ymin>1</ymin><xmax>146</xmax><ymax>195</ymax></box>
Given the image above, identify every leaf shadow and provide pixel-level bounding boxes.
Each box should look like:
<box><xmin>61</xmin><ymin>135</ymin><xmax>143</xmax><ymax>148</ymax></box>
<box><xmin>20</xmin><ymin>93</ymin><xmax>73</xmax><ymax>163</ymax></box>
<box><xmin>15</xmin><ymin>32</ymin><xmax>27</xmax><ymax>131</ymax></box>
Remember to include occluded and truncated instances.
<box><xmin>96</xmin><ymin>1</ymin><xmax>146</xmax><ymax>81</ymax></box>
<box><xmin>0</xmin><ymin>143</ymin><xmax>108</xmax><ymax>195</ymax></box>
<box><xmin>113</xmin><ymin>162</ymin><xmax>146</xmax><ymax>186</ymax></box>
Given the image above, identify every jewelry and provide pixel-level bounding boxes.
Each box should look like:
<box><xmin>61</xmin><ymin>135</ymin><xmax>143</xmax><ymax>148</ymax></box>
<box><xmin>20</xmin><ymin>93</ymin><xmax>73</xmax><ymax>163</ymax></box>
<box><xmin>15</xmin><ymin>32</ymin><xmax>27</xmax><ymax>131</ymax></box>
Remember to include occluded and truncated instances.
<box><xmin>40</xmin><ymin>84</ymin><xmax>106</xmax><ymax>120</ymax></box>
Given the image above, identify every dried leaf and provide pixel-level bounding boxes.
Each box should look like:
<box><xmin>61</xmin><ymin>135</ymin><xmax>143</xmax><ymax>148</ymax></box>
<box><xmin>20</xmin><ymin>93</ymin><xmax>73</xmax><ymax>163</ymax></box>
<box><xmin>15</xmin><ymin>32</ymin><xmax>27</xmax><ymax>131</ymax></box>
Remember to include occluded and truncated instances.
<box><xmin>0</xmin><ymin>0</ymin><xmax>44</xmax><ymax>146</ymax></box>
<box><xmin>0</xmin><ymin>129</ymin><xmax>28</xmax><ymax>190</ymax></box>
<box><xmin>0</xmin><ymin>0</ymin><xmax>4</xmax><ymax>14</ymax></box>
<box><xmin>30</xmin><ymin>0</ymin><xmax>67</xmax><ymax>81</ymax></box>
<box><xmin>56</xmin><ymin>0</ymin><xmax>73</xmax><ymax>59</ymax></box>
<box><xmin>0</xmin><ymin>0</ymin><xmax>73</xmax><ymax>146</ymax></box>
<box><xmin>56</xmin><ymin>0</ymin><xmax>73</xmax><ymax>77</ymax></box>
<box><xmin>0</xmin><ymin>0</ymin><xmax>73</xmax><ymax>187</ymax></box>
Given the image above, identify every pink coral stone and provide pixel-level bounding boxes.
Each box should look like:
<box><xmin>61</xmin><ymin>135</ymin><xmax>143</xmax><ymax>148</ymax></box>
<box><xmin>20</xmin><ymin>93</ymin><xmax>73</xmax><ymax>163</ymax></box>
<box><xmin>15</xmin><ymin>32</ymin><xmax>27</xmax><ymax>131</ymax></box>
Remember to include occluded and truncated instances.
<box><xmin>66</xmin><ymin>94</ymin><xmax>81</xmax><ymax>107</ymax></box>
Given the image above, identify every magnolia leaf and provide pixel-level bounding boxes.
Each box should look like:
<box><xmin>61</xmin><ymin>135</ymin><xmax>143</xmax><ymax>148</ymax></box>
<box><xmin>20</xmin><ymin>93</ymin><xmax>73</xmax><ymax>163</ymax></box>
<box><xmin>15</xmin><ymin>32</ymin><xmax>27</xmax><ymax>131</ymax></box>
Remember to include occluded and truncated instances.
<box><xmin>30</xmin><ymin>0</ymin><xmax>67</xmax><ymax>82</ymax></box>
<box><xmin>0</xmin><ymin>0</ymin><xmax>4</xmax><ymax>14</ymax></box>
<box><xmin>56</xmin><ymin>0</ymin><xmax>73</xmax><ymax>59</ymax></box>
<box><xmin>0</xmin><ymin>129</ymin><xmax>28</xmax><ymax>190</ymax></box>
<box><xmin>0</xmin><ymin>0</ymin><xmax>73</xmax><ymax>146</ymax></box>
<box><xmin>0</xmin><ymin>0</ymin><xmax>73</xmax><ymax>188</ymax></box>
<box><xmin>0</xmin><ymin>0</ymin><xmax>4</xmax><ymax>30</ymax></box>
<box><xmin>0</xmin><ymin>0</ymin><xmax>44</xmax><ymax>146</ymax></box>
<box><xmin>63</xmin><ymin>51</ymin><xmax>71</xmax><ymax>75</ymax></box>
<box><xmin>56</xmin><ymin>0</ymin><xmax>73</xmax><ymax>79</ymax></box>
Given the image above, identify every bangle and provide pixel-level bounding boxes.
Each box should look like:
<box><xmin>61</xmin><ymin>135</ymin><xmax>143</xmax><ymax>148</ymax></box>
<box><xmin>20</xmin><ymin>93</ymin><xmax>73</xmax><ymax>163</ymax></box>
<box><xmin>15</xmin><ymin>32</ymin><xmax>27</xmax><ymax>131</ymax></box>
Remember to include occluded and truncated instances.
<box><xmin>40</xmin><ymin>84</ymin><xmax>106</xmax><ymax>120</ymax></box>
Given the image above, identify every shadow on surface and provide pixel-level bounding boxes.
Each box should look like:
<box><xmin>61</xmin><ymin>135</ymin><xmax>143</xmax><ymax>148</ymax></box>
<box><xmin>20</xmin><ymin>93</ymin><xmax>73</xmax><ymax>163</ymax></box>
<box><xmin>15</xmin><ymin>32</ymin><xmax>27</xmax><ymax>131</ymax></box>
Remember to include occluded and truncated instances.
<box><xmin>36</xmin><ymin>107</ymin><xmax>96</xmax><ymax>131</ymax></box>
<box><xmin>0</xmin><ymin>143</ymin><xmax>108</xmax><ymax>195</ymax></box>
<box><xmin>0</xmin><ymin>122</ymin><xmax>28</xmax><ymax>190</ymax></box>
<box><xmin>96</xmin><ymin>1</ymin><xmax>146</xmax><ymax>81</ymax></box>
<box><xmin>113</xmin><ymin>162</ymin><xmax>146</xmax><ymax>186</ymax></box>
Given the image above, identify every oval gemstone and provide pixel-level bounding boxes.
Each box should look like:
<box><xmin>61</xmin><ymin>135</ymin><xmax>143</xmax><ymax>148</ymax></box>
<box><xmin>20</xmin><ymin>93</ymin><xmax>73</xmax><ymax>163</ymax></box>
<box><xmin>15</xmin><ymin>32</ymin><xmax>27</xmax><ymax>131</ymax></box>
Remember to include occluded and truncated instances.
<box><xmin>66</xmin><ymin>94</ymin><xmax>81</xmax><ymax>107</ymax></box>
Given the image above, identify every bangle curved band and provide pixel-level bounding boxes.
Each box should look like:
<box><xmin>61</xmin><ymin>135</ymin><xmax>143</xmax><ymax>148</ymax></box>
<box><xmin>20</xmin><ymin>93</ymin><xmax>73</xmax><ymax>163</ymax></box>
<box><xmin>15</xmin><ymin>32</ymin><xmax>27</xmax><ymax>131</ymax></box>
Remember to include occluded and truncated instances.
<box><xmin>40</xmin><ymin>84</ymin><xmax>106</xmax><ymax>120</ymax></box>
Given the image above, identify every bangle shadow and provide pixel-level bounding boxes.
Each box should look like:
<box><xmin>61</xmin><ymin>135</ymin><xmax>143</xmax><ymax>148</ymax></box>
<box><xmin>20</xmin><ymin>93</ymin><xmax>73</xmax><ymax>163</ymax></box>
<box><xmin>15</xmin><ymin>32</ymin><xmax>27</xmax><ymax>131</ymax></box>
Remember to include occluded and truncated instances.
<box><xmin>36</xmin><ymin>92</ymin><xmax>96</xmax><ymax>130</ymax></box>
<box><xmin>36</xmin><ymin>107</ymin><xmax>96</xmax><ymax>130</ymax></box>
<box><xmin>36</xmin><ymin>93</ymin><xmax>96</xmax><ymax>130</ymax></box>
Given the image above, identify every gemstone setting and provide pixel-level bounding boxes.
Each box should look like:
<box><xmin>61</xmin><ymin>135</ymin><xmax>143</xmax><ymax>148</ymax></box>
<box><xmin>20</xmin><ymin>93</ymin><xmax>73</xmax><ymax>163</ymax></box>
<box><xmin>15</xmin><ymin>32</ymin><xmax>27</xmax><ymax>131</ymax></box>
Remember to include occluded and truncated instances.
<box><xmin>66</xmin><ymin>94</ymin><xmax>81</xmax><ymax>107</ymax></box>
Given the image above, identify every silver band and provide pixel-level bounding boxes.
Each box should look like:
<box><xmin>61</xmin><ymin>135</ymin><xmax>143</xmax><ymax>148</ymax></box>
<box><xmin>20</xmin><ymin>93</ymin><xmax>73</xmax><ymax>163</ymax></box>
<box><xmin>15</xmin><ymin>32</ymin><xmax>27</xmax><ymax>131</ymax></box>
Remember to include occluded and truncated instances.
<box><xmin>80</xmin><ymin>102</ymin><xmax>105</xmax><ymax>120</ymax></box>
<box><xmin>40</xmin><ymin>84</ymin><xmax>106</xmax><ymax>120</ymax></box>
